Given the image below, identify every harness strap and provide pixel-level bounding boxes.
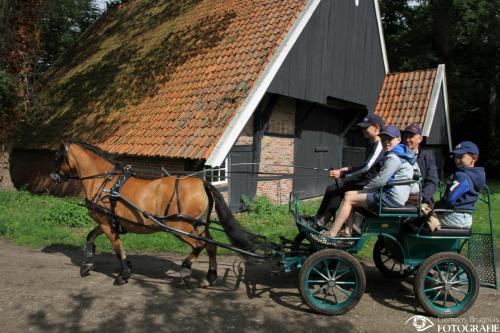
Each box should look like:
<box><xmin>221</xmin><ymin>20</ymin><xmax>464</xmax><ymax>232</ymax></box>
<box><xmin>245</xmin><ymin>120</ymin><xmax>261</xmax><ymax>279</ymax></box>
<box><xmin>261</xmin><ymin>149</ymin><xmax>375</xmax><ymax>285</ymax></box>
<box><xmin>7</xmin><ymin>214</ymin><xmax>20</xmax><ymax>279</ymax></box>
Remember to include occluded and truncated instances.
<box><xmin>109</xmin><ymin>168</ymin><xmax>134</xmax><ymax>234</ymax></box>
<box><xmin>84</xmin><ymin>201</ymin><xmax>207</xmax><ymax>228</ymax></box>
<box><xmin>165</xmin><ymin>176</ymin><xmax>181</xmax><ymax>216</ymax></box>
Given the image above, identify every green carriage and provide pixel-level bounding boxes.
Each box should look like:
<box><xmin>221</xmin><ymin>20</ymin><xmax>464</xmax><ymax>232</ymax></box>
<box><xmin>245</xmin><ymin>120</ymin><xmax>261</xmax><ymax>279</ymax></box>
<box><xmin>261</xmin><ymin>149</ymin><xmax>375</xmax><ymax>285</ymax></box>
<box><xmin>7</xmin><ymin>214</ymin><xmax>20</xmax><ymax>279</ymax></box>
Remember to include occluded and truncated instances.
<box><xmin>279</xmin><ymin>184</ymin><xmax>497</xmax><ymax>318</ymax></box>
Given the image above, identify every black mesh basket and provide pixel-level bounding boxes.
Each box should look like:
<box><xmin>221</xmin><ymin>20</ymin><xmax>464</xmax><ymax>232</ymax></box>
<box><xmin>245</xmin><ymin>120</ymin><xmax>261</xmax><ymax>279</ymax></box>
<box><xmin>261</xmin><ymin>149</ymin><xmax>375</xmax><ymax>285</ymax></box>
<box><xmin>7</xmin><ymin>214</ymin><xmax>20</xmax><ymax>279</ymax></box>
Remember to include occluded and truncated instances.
<box><xmin>467</xmin><ymin>233</ymin><xmax>498</xmax><ymax>288</ymax></box>
<box><xmin>296</xmin><ymin>216</ymin><xmax>358</xmax><ymax>250</ymax></box>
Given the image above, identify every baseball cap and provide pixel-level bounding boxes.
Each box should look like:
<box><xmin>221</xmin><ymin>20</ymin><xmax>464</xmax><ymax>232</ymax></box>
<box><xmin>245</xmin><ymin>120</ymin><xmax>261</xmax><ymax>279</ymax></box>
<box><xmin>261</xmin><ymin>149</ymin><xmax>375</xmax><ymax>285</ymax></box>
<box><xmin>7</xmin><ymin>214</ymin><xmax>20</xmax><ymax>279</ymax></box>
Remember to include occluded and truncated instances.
<box><xmin>379</xmin><ymin>125</ymin><xmax>401</xmax><ymax>138</ymax></box>
<box><xmin>451</xmin><ymin>141</ymin><xmax>480</xmax><ymax>156</ymax></box>
<box><xmin>357</xmin><ymin>114</ymin><xmax>385</xmax><ymax>128</ymax></box>
<box><xmin>402</xmin><ymin>123</ymin><xmax>422</xmax><ymax>136</ymax></box>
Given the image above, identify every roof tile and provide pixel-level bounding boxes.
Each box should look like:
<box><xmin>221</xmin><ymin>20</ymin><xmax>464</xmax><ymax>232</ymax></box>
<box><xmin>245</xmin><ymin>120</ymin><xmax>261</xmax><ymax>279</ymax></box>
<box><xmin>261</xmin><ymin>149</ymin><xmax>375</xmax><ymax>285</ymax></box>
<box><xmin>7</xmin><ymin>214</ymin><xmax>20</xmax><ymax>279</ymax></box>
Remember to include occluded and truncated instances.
<box><xmin>374</xmin><ymin>68</ymin><xmax>438</xmax><ymax>130</ymax></box>
<box><xmin>20</xmin><ymin>0</ymin><xmax>307</xmax><ymax>160</ymax></box>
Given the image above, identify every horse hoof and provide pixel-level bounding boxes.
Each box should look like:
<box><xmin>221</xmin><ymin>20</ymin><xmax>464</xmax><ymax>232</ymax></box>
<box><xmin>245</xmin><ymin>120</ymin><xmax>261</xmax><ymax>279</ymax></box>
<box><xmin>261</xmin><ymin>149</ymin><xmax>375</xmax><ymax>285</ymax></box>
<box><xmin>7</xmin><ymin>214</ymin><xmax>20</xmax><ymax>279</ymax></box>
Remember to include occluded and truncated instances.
<box><xmin>113</xmin><ymin>276</ymin><xmax>128</xmax><ymax>286</ymax></box>
<box><xmin>200</xmin><ymin>279</ymin><xmax>210</xmax><ymax>288</ymax></box>
<box><xmin>207</xmin><ymin>269</ymin><xmax>217</xmax><ymax>286</ymax></box>
<box><xmin>180</xmin><ymin>267</ymin><xmax>191</xmax><ymax>278</ymax></box>
<box><xmin>80</xmin><ymin>263</ymin><xmax>94</xmax><ymax>277</ymax></box>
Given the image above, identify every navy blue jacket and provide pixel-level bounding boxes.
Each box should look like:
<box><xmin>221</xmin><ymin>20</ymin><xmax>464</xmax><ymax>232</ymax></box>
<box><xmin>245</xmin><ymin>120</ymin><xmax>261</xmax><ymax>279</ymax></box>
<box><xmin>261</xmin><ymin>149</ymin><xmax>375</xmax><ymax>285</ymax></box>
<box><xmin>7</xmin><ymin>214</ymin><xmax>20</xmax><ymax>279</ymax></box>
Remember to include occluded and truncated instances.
<box><xmin>435</xmin><ymin>167</ymin><xmax>486</xmax><ymax>212</ymax></box>
<box><xmin>342</xmin><ymin>140</ymin><xmax>384</xmax><ymax>182</ymax></box>
<box><xmin>417</xmin><ymin>149</ymin><xmax>439</xmax><ymax>204</ymax></box>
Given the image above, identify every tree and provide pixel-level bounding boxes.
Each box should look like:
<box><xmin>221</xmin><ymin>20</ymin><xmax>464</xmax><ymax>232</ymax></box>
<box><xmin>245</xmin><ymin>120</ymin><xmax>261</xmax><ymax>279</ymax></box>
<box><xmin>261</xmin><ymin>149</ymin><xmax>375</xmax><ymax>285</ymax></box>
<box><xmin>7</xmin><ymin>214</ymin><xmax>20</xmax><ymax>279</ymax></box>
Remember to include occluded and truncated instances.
<box><xmin>0</xmin><ymin>0</ymin><xmax>102</xmax><ymax>190</ymax></box>
<box><xmin>0</xmin><ymin>0</ymin><xmax>44</xmax><ymax>190</ymax></box>
<box><xmin>380</xmin><ymin>0</ymin><xmax>500</xmax><ymax>171</ymax></box>
<box><xmin>38</xmin><ymin>0</ymin><xmax>100</xmax><ymax>72</ymax></box>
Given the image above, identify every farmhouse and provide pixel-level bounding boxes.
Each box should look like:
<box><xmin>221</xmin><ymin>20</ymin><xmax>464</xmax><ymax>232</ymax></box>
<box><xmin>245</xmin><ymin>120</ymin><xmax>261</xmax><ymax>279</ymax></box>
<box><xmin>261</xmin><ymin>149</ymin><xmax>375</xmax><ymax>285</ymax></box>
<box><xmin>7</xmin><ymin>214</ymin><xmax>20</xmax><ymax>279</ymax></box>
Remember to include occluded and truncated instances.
<box><xmin>13</xmin><ymin>0</ymin><xmax>450</xmax><ymax>210</ymax></box>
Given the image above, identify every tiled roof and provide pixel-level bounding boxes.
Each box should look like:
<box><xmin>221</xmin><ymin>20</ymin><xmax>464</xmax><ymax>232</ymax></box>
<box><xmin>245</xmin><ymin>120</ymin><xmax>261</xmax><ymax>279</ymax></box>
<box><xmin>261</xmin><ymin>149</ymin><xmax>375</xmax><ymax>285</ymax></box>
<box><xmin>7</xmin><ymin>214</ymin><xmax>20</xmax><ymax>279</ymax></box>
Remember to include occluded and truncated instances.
<box><xmin>20</xmin><ymin>0</ymin><xmax>307</xmax><ymax>159</ymax></box>
<box><xmin>374</xmin><ymin>68</ymin><xmax>437</xmax><ymax>130</ymax></box>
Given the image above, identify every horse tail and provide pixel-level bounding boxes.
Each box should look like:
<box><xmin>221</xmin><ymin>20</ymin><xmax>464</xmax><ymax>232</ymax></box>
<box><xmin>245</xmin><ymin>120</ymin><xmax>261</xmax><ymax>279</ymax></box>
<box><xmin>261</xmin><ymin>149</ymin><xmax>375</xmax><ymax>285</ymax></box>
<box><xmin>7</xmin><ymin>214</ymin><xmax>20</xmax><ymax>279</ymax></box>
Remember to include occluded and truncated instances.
<box><xmin>203</xmin><ymin>182</ymin><xmax>256</xmax><ymax>253</ymax></box>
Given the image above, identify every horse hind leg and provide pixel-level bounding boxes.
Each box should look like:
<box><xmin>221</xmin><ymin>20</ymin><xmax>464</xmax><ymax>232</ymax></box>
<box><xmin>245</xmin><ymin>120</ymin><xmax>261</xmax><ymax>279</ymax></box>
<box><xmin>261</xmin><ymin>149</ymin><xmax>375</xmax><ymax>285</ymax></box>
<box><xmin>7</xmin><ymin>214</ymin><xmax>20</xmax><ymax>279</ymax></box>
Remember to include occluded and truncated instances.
<box><xmin>80</xmin><ymin>226</ymin><xmax>103</xmax><ymax>277</ymax></box>
<box><xmin>203</xmin><ymin>230</ymin><xmax>217</xmax><ymax>287</ymax></box>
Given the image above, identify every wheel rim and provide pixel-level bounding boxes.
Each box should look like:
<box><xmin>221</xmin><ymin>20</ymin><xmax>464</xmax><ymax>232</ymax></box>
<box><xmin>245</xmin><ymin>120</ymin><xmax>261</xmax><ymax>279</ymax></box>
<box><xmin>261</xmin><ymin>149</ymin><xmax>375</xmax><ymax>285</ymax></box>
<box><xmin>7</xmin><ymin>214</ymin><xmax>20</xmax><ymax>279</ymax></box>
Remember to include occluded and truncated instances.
<box><xmin>421</xmin><ymin>260</ymin><xmax>476</xmax><ymax>314</ymax></box>
<box><xmin>305</xmin><ymin>257</ymin><xmax>359</xmax><ymax>311</ymax></box>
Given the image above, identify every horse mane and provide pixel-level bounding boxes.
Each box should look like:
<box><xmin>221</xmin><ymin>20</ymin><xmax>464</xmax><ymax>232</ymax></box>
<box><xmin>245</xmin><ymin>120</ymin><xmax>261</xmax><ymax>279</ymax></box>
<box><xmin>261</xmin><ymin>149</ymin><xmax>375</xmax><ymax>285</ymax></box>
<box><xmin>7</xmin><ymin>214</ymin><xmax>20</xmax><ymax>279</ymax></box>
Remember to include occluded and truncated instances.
<box><xmin>68</xmin><ymin>139</ymin><xmax>124</xmax><ymax>169</ymax></box>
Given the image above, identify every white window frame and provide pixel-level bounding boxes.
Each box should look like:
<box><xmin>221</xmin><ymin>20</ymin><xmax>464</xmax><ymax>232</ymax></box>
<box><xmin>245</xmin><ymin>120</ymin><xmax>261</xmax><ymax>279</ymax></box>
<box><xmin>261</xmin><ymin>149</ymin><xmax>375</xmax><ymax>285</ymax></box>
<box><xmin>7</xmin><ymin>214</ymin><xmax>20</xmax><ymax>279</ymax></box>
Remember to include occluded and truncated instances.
<box><xmin>204</xmin><ymin>158</ymin><xmax>228</xmax><ymax>185</ymax></box>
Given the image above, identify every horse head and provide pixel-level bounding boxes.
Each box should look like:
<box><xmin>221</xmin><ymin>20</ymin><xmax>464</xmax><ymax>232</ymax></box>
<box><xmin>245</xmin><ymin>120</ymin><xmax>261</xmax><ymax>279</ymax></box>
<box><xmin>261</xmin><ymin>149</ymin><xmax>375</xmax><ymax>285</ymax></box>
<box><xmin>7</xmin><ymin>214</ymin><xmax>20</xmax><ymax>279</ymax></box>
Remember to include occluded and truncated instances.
<box><xmin>50</xmin><ymin>141</ymin><xmax>75</xmax><ymax>183</ymax></box>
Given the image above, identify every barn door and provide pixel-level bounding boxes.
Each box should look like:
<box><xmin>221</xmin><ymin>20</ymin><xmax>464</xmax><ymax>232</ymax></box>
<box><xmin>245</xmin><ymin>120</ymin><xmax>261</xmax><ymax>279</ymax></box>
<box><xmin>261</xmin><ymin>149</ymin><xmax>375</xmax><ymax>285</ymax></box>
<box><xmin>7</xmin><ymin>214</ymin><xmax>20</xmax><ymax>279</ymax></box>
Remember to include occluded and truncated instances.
<box><xmin>294</xmin><ymin>102</ymin><xmax>342</xmax><ymax>199</ymax></box>
<box><xmin>228</xmin><ymin>145</ymin><xmax>256</xmax><ymax>211</ymax></box>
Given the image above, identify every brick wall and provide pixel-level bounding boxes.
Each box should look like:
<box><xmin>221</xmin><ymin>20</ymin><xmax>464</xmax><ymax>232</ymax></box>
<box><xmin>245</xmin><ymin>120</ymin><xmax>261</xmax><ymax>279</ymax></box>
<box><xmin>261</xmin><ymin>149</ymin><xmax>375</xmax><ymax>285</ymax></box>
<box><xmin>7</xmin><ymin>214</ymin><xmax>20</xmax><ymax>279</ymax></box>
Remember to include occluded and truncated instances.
<box><xmin>255</xmin><ymin>96</ymin><xmax>295</xmax><ymax>204</ymax></box>
<box><xmin>235</xmin><ymin>115</ymin><xmax>253</xmax><ymax>145</ymax></box>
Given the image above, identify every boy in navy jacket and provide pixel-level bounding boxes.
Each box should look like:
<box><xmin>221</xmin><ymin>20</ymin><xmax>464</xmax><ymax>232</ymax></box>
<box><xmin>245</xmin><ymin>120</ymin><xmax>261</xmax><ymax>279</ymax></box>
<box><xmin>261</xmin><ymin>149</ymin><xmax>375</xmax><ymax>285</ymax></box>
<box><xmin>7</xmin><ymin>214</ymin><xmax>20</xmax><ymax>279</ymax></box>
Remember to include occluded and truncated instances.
<box><xmin>434</xmin><ymin>141</ymin><xmax>486</xmax><ymax>228</ymax></box>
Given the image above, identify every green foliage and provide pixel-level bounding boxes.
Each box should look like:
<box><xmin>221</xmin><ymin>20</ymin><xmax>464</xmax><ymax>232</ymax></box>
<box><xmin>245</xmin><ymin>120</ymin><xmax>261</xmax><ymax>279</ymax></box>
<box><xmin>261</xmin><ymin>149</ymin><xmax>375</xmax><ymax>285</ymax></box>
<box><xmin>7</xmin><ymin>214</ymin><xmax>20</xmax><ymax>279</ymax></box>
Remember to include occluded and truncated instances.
<box><xmin>39</xmin><ymin>198</ymin><xmax>94</xmax><ymax>228</ymax></box>
<box><xmin>38</xmin><ymin>0</ymin><xmax>100</xmax><ymax>71</ymax></box>
<box><xmin>0</xmin><ymin>70</ymin><xmax>18</xmax><ymax>110</ymax></box>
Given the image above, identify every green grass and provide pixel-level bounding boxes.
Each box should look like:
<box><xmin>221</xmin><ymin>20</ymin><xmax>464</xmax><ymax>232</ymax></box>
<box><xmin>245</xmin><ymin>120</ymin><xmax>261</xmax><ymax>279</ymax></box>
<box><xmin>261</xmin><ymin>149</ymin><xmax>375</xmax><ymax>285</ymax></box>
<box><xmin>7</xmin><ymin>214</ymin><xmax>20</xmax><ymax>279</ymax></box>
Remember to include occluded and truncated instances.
<box><xmin>0</xmin><ymin>182</ymin><xmax>499</xmax><ymax>256</ymax></box>
<box><xmin>0</xmin><ymin>191</ymin><xmax>312</xmax><ymax>254</ymax></box>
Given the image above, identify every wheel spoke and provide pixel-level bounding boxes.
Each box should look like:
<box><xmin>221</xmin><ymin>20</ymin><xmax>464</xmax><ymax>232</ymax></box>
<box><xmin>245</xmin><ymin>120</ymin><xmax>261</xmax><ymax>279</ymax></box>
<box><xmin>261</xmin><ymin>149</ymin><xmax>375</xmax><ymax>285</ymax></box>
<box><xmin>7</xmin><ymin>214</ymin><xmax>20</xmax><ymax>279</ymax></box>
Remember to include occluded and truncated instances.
<box><xmin>431</xmin><ymin>288</ymin><xmax>443</xmax><ymax>304</ymax></box>
<box><xmin>448</xmin><ymin>290</ymin><xmax>461</xmax><ymax>306</ymax></box>
<box><xmin>335</xmin><ymin>281</ymin><xmax>356</xmax><ymax>285</ymax></box>
<box><xmin>382</xmin><ymin>258</ymin><xmax>392</xmax><ymax>264</ymax></box>
<box><xmin>449</xmin><ymin>268</ymin><xmax>465</xmax><ymax>284</ymax></box>
<box><xmin>425</xmin><ymin>275</ymin><xmax>441</xmax><ymax>284</ymax></box>
<box><xmin>325</xmin><ymin>259</ymin><xmax>332</xmax><ymax>279</ymax></box>
<box><xmin>312</xmin><ymin>284</ymin><xmax>329</xmax><ymax>295</ymax></box>
<box><xmin>445</xmin><ymin>263</ymin><xmax>452</xmax><ymax>283</ymax></box>
<box><xmin>433</xmin><ymin>265</ymin><xmax>445</xmax><ymax>282</ymax></box>
<box><xmin>312</xmin><ymin>267</ymin><xmax>329</xmax><ymax>281</ymax></box>
<box><xmin>451</xmin><ymin>286</ymin><xmax>469</xmax><ymax>296</ymax></box>
<box><xmin>451</xmin><ymin>279</ymin><xmax>469</xmax><ymax>286</ymax></box>
<box><xmin>390</xmin><ymin>262</ymin><xmax>396</xmax><ymax>271</ymax></box>
<box><xmin>335</xmin><ymin>284</ymin><xmax>352</xmax><ymax>298</ymax></box>
<box><xmin>443</xmin><ymin>289</ymin><xmax>449</xmax><ymax>307</ymax></box>
<box><xmin>307</xmin><ymin>280</ymin><xmax>328</xmax><ymax>283</ymax></box>
<box><xmin>332</xmin><ymin>287</ymin><xmax>339</xmax><ymax>304</ymax></box>
<box><xmin>424</xmin><ymin>285</ymin><xmax>443</xmax><ymax>293</ymax></box>
<box><xmin>334</xmin><ymin>268</ymin><xmax>350</xmax><ymax>280</ymax></box>
<box><xmin>332</xmin><ymin>261</ymin><xmax>343</xmax><ymax>279</ymax></box>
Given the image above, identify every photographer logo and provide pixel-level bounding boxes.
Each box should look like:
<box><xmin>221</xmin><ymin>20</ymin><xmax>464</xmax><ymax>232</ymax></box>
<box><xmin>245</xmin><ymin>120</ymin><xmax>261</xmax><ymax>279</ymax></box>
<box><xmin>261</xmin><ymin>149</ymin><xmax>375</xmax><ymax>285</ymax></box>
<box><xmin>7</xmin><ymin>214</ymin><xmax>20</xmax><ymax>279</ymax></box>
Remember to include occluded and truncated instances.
<box><xmin>405</xmin><ymin>315</ymin><xmax>435</xmax><ymax>332</ymax></box>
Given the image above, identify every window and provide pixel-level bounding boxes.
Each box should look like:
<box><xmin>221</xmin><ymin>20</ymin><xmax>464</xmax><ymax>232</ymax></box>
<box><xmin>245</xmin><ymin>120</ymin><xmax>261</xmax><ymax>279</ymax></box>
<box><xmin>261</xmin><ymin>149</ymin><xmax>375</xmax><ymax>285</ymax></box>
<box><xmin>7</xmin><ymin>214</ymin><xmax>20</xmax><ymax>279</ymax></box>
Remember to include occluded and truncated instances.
<box><xmin>204</xmin><ymin>158</ymin><xmax>228</xmax><ymax>185</ymax></box>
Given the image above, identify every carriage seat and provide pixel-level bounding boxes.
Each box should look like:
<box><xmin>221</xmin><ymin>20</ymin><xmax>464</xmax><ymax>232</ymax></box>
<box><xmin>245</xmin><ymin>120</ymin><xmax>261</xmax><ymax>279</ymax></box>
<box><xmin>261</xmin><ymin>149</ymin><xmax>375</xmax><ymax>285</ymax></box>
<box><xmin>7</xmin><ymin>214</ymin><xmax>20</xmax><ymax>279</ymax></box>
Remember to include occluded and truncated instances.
<box><xmin>380</xmin><ymin>204</ymin><xmax>419</xmax><ymax>215</ymax></box>
<box><xmin>353</xmin><ymin>203</ymin><xmax>419</xmax><ymax>217</ymax></box>
<box><xmin>378</xmin><ymin>179</ymin><xmax>421</xmax><ymax>215</ymax></box>
<box><xmin>403</xmin><ymin>221</ymin><xmax>472</xmax><ymax>237</ymax></box>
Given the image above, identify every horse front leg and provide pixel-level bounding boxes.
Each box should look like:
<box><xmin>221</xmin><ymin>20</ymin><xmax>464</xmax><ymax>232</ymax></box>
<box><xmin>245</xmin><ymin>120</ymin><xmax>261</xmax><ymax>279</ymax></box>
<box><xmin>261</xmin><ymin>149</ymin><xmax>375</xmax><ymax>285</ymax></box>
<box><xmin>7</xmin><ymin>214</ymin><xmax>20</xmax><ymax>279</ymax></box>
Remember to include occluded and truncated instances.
<box><xmin>80</xmin><ymin>226</ymin><xmax>103</xmax><ymax>277</ymax></box>
<box><xmin>100</xmin><ymin>223</ymin><xmax>131</xmax><ymax>286</ymax></box>
<box><xmin>180</xmin><ymin>241</ymin><xmax>204</xmax><ymax>280</ymax></box>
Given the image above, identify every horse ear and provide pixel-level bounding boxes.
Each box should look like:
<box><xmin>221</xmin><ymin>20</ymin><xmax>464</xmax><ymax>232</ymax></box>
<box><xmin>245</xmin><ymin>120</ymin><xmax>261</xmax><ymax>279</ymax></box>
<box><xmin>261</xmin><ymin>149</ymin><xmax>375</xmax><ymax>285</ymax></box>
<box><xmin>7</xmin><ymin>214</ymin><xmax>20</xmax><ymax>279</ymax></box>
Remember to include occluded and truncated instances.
<box><xmin>62</xmin><ymin>141</ymin><xmax>70</xmax><ymax>152</ymax></box>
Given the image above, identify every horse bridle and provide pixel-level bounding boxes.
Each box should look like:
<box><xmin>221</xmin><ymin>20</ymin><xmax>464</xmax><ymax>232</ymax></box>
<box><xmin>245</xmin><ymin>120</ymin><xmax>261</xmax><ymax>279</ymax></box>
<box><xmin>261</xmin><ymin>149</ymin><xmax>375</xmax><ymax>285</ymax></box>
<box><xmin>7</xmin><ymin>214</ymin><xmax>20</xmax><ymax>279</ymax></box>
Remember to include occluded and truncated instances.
<box><xmin>50</xmin><ymin>143</ymin><xmax>121</xmax><ymax>183</ymax></box>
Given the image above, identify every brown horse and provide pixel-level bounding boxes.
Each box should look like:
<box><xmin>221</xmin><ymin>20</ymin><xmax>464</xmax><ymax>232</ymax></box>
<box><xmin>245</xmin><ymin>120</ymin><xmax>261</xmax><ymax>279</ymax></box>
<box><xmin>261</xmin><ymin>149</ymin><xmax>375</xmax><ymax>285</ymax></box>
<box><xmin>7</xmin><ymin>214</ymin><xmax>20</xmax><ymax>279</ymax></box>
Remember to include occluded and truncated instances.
<box><xmin>50</xmin><ymin>140</ymin><xmax>256</xmax><ymax>286</ymax></box>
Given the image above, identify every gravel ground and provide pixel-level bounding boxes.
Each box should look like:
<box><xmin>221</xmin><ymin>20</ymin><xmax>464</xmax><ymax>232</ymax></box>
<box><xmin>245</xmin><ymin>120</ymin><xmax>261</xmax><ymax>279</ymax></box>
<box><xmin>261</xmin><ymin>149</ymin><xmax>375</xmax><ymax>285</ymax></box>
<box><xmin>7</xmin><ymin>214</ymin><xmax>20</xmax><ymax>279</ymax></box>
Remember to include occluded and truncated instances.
<box><xmin>0</xmin><ymin>238</ymin><xmax>498</xmax><ymax>333</ymax></box>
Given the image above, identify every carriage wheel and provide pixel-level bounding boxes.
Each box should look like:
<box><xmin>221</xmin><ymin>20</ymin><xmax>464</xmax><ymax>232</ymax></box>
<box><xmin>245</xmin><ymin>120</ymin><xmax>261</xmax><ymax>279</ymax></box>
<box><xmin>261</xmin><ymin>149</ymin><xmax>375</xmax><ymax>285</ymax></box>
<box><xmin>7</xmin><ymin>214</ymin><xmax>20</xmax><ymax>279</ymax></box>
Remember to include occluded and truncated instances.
<box><xmin>414</xmin><ymin>252</ymin><xmax>479</xmax><ymax>318</ymax></box>
<box><xmin>373</xmin><ymin>238</ymin><xmax>410</xmax><ymax>278</ymax></box>
<box><xmin>298</xmin><ymin>249</ymin><xmax>366</xmax><ymax>315</ymax></box>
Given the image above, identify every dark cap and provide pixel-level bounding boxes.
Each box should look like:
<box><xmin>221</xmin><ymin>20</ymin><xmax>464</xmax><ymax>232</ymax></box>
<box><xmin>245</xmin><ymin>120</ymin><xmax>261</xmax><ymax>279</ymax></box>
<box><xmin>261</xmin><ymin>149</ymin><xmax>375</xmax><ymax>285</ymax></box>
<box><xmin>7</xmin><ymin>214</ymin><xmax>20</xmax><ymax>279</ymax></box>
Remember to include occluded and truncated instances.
<box><xmin>379</xmin><ymin>125</ymin><xmax>401</xmax><ymax>138</ymax></box>
<box><xmin>402</xmin><ymin>123</ymin><xmax>422</xmax><ymax>136</ymax></box>
<box><xmin>357</xmin><ymin>114</ymin><xmax>385</xmax><ymax>128</ymax></box>
<box><xmin>451</xmin><ymin>141</ymin><xmax>479</xmax><ymax>156</ymax></box>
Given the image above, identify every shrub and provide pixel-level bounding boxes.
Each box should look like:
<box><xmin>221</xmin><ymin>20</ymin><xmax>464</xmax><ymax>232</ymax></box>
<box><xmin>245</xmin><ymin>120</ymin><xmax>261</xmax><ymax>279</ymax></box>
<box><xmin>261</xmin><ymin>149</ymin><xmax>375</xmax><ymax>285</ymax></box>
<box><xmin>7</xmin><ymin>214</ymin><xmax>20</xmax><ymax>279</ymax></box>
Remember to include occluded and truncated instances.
<box><xmin>40</xmin><ymin>198</ymin><xmax>94</xmax><ymax>228</ymax></box>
